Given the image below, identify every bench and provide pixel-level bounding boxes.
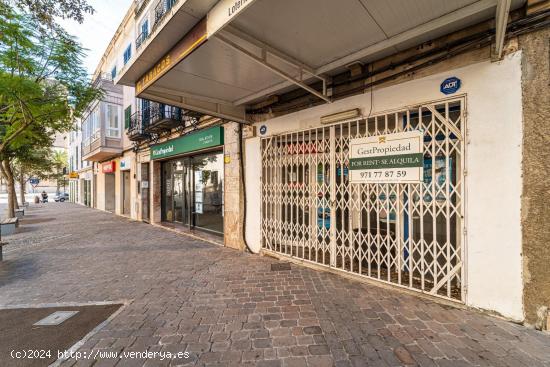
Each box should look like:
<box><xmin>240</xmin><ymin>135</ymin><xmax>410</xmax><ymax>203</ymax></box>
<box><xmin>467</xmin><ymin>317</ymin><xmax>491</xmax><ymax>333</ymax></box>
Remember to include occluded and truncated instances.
<box><xmin>14</xmin><ymin>208</ymin><xmax>24</xmax><ymax>218</ymax></box>
<box><xmin>0</xmin><ymin>217</ymin><xmax>19</xmax><ymax>236</ymax></box>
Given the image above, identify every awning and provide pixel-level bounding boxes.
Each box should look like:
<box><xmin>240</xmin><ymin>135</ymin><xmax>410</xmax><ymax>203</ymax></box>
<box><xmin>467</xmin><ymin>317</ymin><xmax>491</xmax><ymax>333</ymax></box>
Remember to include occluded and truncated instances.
<box><xmin>117</xmin><ymin>0</ymin><xmax>525</xmax><ymax>122</ymax></box>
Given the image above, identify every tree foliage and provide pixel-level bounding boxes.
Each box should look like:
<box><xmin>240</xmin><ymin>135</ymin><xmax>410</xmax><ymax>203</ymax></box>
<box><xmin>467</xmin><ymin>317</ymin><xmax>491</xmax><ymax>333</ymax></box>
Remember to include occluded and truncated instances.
<box><xmin>0</xmin><ymin>3</ymin><xmax>100</xmax><ymax>214</ymax></box>
<box><xmin>0</xmin><ymin>3</ymin><xmax>101</xmax><ymax>155</ymax></box>
<box><xmin>0</xmin><ymin>0</ymin><xmax>94</xmax><ymax>25</ymax></box>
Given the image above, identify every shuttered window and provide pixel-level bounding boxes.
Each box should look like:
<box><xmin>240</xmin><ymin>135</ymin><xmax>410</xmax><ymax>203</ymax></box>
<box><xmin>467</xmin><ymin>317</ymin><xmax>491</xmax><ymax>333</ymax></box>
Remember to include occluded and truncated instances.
<box><xmin>124</xmin><ymin>105</ymin><xmax>132</xmax><ymax>129</ymax></box>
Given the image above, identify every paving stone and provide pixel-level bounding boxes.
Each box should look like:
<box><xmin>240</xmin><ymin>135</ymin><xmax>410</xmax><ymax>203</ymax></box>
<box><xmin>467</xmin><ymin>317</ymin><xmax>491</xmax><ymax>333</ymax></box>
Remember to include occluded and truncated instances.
<box><xmin>282</xmin><ymin>357</ymin><xmax>308</xmax><ymax>367</ymax></box>
<box><xmin>306</xmin><ymin>355</ymin><xmax>334</xmax><ymax>367</ymax></box>
<box><xmin>253</xmin><ymin>338</ymin><xmax>273</xmax><ymax>349</ymax></box>
<box><xmin>302</xmin><ymin>326</ymin><xmax>322</xmax><ymax>335</ymax></box>
<box><xmin>393</xmin><ymin>346</ymin><xmax>416</xmax><ymax>365</ymax></box>
<box><xmin>308</xmin><ymin>344</ymin><xmax>330</xmax><ymax>355</ymax></box>
<box><xmin>211</xmin><ymin>341</ymin><xmax>230</xmax><ymax>352</ymax></box>
<box><xmin>257</xmin><ymin>360</ymin><xmax>282</xmax><ymax>367</ymax></box>
<box><xmin>231</xmin><ymin>339</ymin><xmax>252</xmax><ymax>351</ymax></box>
<box><xmin>273</xmin><ymin>336</ymin><xmax>297</xmax><ymax>347</ymax></box>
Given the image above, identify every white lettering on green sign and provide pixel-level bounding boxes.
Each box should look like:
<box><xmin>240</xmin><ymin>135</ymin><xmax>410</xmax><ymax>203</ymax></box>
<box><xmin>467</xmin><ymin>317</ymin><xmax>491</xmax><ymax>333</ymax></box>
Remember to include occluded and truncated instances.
<box><xmin>150</xmin><ymin>126</ymin><xmax>224</xmax><ymax>160</ymax></box>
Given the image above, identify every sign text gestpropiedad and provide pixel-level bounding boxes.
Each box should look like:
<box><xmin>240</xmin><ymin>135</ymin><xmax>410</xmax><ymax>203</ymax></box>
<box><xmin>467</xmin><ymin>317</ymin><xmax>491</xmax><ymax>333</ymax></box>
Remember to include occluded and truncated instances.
<box><xmin>349</xmin><ymin>131</ymin><xmax>424</xmax><ymax>183</ymax></box>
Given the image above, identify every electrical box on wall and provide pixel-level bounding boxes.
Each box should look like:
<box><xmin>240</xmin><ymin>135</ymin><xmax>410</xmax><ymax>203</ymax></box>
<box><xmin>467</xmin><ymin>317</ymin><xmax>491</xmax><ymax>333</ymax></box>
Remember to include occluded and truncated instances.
<box><xmin>242</xmin><ymin>125</ymin><xmax>256</xmax><ymax>139</ymax></box>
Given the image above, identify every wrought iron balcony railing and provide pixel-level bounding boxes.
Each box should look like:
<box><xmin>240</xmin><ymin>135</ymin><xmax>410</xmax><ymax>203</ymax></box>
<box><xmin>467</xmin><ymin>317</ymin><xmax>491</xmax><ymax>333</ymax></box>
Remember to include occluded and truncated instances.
<box><xmin>92</xmin><ymin>72</ymin><xmax>113</xmax><ymax>87</ymax></box>
<box><xmin>135</xmin><ymin>0</ymin><xmax>177</xmax><ymax>51</ymax></box>
<box><xmin>128</xmin><ymin>102</ymin><xmax>184</xmax><ymax>140</ymax></box>
<box><xmin>152</xmin><ymin>0</ymin><xmax>178</xmax><ymax>33</ymax></box>
<box><xmin>136</xmin><ymin>31</ymin><xmax>149</xmax><ymax>50</ymax></box>
<box><xmin>128</xmin><ymin>110</ymin><xmax>150</xmax><ymax>142</ymax></box>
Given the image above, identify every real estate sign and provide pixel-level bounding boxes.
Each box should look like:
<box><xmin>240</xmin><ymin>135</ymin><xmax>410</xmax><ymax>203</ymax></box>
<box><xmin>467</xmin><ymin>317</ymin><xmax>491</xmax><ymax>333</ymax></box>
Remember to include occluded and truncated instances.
<box><xmin>349</xmin><ymin>131</ymin><xmax>424</xmax><ymax>183</ymax></box>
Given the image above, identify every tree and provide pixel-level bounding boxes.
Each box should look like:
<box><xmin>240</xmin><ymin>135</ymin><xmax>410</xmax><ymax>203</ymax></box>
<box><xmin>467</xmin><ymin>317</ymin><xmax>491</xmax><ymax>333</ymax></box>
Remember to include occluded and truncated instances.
<box><xmin>0</xmin><ymin>0</ymin><xmax>94</xmax><ymax>25</ymax></box>
<box><xmin>49</xmin><ymin>150</ymin><xmax>68</xmax><ymax>194</ymax></box>
<box><xmin>0</xmin><ymin>4</ymin><xmax>101</xmax><ymax>217</ymax></box>
<box><xmin>14</xmin><ymin>146</ymin><xmax>69</xmax><ymax>203</ymax></box>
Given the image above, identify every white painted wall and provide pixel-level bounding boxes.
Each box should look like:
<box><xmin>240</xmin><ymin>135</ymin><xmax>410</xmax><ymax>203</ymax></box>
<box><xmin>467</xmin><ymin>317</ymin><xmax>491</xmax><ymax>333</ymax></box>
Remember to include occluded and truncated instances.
<box><xmin>244</xmin><ymin>51</ymin><xmax>524</xmax><ymax>321</ymax></box>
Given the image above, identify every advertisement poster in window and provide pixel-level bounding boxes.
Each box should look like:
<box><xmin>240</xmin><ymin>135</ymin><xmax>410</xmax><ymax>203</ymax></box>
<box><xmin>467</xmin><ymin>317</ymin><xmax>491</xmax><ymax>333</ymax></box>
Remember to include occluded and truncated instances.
<box><xmin>421</xmin><ymin>156</ymin><xmax>453</xmax><ymax>203</ymax></box>
<box><xmin>194</xmin><ymin>170</ymin><xmax>204</xmax><ymax>214</ymax></box>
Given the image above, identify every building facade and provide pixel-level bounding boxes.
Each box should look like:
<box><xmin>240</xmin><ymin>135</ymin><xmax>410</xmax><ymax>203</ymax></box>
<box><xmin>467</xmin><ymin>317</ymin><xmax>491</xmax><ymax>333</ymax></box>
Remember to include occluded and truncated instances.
<box><xmin>69</xmin><ymin>0</ymin><xmax>550</xmax><ymax>327</ymax></box>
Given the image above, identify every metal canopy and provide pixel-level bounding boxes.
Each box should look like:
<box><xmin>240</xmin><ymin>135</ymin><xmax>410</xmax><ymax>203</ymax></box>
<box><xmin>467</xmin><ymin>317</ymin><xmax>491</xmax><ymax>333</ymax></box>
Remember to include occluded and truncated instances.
<box><xmin>119</xmin><ymin>0</ymin><xmax>526</xmax><ymax>114</ymax></box>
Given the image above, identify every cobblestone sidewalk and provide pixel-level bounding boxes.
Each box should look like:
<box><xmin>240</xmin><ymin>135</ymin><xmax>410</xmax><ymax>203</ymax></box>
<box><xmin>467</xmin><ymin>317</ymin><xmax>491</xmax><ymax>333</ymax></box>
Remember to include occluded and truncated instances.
<box><xmin>0</xmin><ymin>204</ymin><xmax>549</xmax><ymax>367</ymax></box>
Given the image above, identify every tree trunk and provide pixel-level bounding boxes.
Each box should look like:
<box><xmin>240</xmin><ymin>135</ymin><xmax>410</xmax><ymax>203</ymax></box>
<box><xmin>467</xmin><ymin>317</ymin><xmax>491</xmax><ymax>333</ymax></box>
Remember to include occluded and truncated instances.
<box><xmin>1</xmin><ymin>159</ymin><xmax>18</xmax><ymax>218</ymax></box>
<box><xmin>19</xmin><ymin>167</ymin><xmax>26</xmax><ymax>205</ymax></box>
<box><xmin>0</xmin><ymin>163</ymin><xmax>7</xmax><ymax>218</ymax></box>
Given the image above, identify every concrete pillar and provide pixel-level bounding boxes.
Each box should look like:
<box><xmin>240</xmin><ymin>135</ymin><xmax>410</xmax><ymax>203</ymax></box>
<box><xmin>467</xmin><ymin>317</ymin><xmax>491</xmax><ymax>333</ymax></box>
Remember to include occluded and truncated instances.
<box><xmin>151</xmin><ymin>160</ymin><xmax>162</xmax><ymax>224</ymax></box>
<box><xmin>519</xmin><ymin>26</ymin><xmax>550</xmax><ymax>326</ymax></box>
<box><xmin>223</xmin><ymin>122</ymin><xmax>245</xmax><ymax>251</ymax></box>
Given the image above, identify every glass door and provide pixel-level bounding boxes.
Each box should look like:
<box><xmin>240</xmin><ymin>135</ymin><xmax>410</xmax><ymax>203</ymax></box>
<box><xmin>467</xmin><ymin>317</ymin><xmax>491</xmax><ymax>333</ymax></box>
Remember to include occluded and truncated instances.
<box><xmin>191</xmin><ymin>152</ymin><xmax>224</xmax><ymax>234</ymax></box>
<box><xmin>172</xmin><ymin>162</ymin><xmax>184</xmax><ymax>223</ymax></box>
<box><xmin>161</xmin><ymin>154</ymin><xmax>223</xmax><ymax>235</ymax></box>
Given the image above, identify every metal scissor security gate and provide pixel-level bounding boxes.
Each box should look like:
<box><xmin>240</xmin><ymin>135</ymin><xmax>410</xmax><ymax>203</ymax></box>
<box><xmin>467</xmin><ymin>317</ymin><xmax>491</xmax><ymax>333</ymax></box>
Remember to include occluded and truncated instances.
<box><xmin>261</xmin><ymin>97</ymin><xmax>466</xmax><ymax>301</ymax></box>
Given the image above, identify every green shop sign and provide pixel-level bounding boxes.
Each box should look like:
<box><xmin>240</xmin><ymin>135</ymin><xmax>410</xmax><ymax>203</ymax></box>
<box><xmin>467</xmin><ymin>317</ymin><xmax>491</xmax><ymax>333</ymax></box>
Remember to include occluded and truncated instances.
<box><xmin>150</xmin><ymin>126</ymin><xmax>224</xmax><ymax>160</ymax></box>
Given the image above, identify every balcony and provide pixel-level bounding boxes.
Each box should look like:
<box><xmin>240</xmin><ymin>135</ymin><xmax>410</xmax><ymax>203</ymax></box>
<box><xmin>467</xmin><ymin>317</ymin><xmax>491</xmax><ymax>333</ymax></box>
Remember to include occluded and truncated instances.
<box><xmin>127</xmin><ymin>111</ymin><xmax>150</xmax><ymax>142</ymax></box>
<box><xmin>135</xmin><ymin>0</ymin><xmax>178</xmax><ymax>52</ymax></box>
<box><xmin>127</xmin><ymin>101</ymin><xmax>205</xmax><ymax>139</ymax></box>
<box><xmin>136</xmin><ymin>31</ymin><xmax>148</xmax><ymax>50</ymax></box>
<box><xmin>117</xmin><ymin>0</ymin><xmax>217</xmax><ymax>87</ymax></box>
<box><xmin>152</xmin><ymin>0</ymin><xmax>177</xmax><ymax>33</ymax></box>
<box><xmin>143</xmin><ymin>103</ymin><xmax>184</xmax><ymax>134</ymax></box>
<box><xmin>92</xmin><ymin>72</ymin><xmax>113</xmax><ymax>88</ymax></box>
<box><xmin>81</xmin><ymin>128</ymin><xmax>123</xmax><ymax>162</ymax></box>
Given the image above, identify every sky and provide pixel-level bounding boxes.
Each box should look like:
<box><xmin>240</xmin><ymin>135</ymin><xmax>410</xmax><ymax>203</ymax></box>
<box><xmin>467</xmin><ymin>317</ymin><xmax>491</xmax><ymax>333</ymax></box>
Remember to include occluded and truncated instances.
<box><xmin>58</xmin><ymin>0</ymin><xmax>133</xmax><ymax>76</ymax></box>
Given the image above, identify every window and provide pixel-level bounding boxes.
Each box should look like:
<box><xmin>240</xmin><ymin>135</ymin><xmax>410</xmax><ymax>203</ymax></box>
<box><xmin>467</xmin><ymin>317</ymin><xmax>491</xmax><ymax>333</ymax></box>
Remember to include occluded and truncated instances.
<box><xmin>111</xmin><ymin>66</ymin><xmax>117</xmax><ymax>80</ymax></box>
<box><xmin>123</xmin><ymin>44</ymin><xmax>132</xmax><ymax>65</ymax></box>
<box><xmin>124</xmin><ymin>105</ymin><xmax>132</xmax><ymax>129</ymax></box>
<box><xmin>106</xmin><ymin>104</ymin><xmax>121</xmax><ymax>138</ymax></box>
<box><xmin>141</xmin><ymin>19</ymin><xmax>148</xmax><ymax>38</ymax></box>
<box><xmin>141</xmin><ymin>99</ymin><xmax>150</xmax><ymax>123</ymax></box>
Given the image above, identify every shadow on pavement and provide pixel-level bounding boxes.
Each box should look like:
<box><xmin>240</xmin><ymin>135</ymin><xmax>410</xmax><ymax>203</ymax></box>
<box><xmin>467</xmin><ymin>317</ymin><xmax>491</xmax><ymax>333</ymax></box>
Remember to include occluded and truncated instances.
<box><xmin>0</xmin><ymin>258</ymin><xmax>39</xmax><ymax>288</ymax></box>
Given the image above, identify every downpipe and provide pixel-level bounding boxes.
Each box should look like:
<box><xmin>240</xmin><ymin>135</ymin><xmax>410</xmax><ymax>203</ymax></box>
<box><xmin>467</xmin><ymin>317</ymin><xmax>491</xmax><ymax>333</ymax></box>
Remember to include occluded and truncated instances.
<box><xmin>238</xmin><ymin>122</ymin><xmax>254</xmax><ymax>253</ymax></box>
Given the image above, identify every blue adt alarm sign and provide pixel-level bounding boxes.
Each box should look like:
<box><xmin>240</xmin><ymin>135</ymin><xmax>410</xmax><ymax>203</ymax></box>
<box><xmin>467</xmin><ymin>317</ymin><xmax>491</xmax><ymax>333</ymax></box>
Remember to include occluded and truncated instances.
<box><xmin>259</xmin><ymin>125</ymin><xmax>267</xmax><ymax>135</ymax></box>
<box><xmin>440</xmin><ymin>77</ymin><xmax>461</xmax><ymax>95</ymax></box>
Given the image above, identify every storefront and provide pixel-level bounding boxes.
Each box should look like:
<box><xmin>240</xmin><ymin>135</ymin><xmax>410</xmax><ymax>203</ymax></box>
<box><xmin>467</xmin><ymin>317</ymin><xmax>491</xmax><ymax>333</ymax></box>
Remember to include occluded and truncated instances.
<box><xmin>102</xmin><ymin>161</ymin><xmax>116</xmax><ymax>212</ymax></box>
<box><xmin>120</xmin><ymin>157</ymin><xmax>131</xmax><ymax>216</ymax></box>
<box><xmin>152</xmin><ymin>126</ymin><xmax>225</xmax><ymax>236</ymax></box>
<box><xmin>77</xmin><ymin>169</ymin><xmax>94</xmax><ymax>207</ymax></box>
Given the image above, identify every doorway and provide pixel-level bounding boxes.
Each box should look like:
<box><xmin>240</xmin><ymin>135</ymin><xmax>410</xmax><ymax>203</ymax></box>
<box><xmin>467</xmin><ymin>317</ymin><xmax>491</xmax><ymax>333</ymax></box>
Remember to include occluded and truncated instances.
<box><xmin>261</xmin><ymin>98</ymin><xmax>465</xmax><ymax>302</ymax></box>
<box><xmin>141</xmin><ymin>163</ymin><xmax>150</xmax><ymax>222</ymax></box>
<box><xmin>104</xmin><ymin>173</ymin><xmax>115</xmax><ymax>212</ymax></box>
<box><xmin>122</xmin><ymin>170</ymin><xmax>131</xmax><ymax>216</ymax></box>
<box><xmin>83</xmin><ymin>179</ymin><xmax>91</xmax><ymax>207</ymax></box>
<box><xmin>161</xmin><ymin>151</ymin><xmax>224</xmax><ymax>235</ymax></box>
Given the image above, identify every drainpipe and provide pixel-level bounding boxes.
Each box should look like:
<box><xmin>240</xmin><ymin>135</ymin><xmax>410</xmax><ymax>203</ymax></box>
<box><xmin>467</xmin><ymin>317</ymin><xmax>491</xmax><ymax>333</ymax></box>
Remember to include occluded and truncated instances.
<box><xmin>238</xmin><ymin>123</ymin><xmax>254</xmax><ymax>253</ymax></box>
